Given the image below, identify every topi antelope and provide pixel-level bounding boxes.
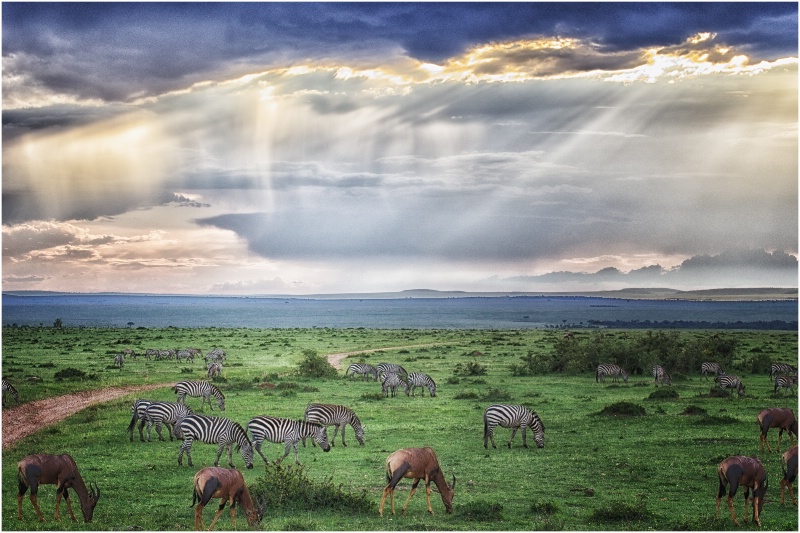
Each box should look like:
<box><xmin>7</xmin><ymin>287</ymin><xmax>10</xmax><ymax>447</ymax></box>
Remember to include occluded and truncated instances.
<box><xmin>781</xmin><ymin>445</ymin><xmax>798</xmax><ymax>506</ymax></box>
<box><xmin>716</xmin><ymin>455</ymin><xmax>768</xmax><ymax>527</ymax></box>
<box><xmin>379</xmin><ymin>447</ymin><xmax>455</xmax><ymax>517</ymax></box>
<box><xmin>191</xmin><ymin>467</ymin><xmax>265</xmax><ymax>531</ymax></box>
<box><xmin>757</xmin><ymin>407</ymin><xmax>797</xmax><ymax>453</ymax></box>
<box><xmin>17</xmin><ymin>454</ymin><xmax>100</xmax><ymax>523</ymax></box>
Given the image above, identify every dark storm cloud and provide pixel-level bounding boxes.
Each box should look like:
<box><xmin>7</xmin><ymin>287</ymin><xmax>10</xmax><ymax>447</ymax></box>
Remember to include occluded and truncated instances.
<box><xmin>3</xmin><ymin>2</ymin><xmax>796</xmax><ymax>104</ymax></box>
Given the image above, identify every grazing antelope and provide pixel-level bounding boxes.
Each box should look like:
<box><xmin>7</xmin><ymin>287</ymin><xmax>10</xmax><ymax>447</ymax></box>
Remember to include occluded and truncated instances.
<box><xmin>191</xmin><ymin>467</ymin><xmax>265</xmax><ymax>531</ymax></box>
<box><xmin>379</xmin><ymin>447</ymin><xmax>455</xmax><ymax>517</ymax></box>
<box><xmin>17</xmin><ymin>454</ymin><xmax>100</xmax><ymax>523</ymax></box>
<box><xmin>781</xmin><ymin>445</ymin><xmax>798</xmax><ymax>506</ymax></box>
<box><xmin>716</xmin><ymin>455</ymin><xmax>767</xmax><ymax>527</ymax></box>
<box><xmin>757</xmin><ymin>407</ymin><xmax>797</xmax><ymax>453</ymax></box>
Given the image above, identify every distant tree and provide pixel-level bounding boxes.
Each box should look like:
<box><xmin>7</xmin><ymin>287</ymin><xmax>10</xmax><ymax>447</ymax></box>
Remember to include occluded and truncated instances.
<box><xmin>127</xmin><ymin>322</ymin><xmax>135</xmax><ymax>328</ymax></box>
<box><xmin>53</xmin><ymin>318</ymin><xmax>63</xmax><ymax>329</ymax></box>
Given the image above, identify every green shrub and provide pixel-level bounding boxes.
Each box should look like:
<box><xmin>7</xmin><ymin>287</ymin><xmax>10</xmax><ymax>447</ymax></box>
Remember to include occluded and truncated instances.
<box><xmin>296</xmin><ymin>349</ymin><xmax>338</xmax><ymax>379</ymax></box>
<box><xmin>530</xmin><ymin>499</ymin><xmax>560</xmax><ymax>515</ymax></box>
<box><xmin>53</xmin><ymin>367</ymin><xmax>87</xmax><ymax>381</ymax></box>
<box><xmin>454</xmin><ymin>361</ymin><xmax>487</xmax><ymax>376</ymax></box>
<box><xmin>454</xmin><ymin>391</ymin><xmax>479</xmax><ymax>400</ymax></box>
<box><xmin>598</xmin><ymin>402</ymin><xmax>646</xmax><ymax>416</ymax></box>
<box><xmin>647</xmin><ymin>388</ymin><xmax>678</xmax><ymax>400</ymax></box>
<box><xmin>459</xmin><ymin>501</ymin><xmax>503</xmax><ymax>521</ymax></box>
<box><xmin>590</xmin><ymin>500</ymin><xmax>652</xmax><ymax>522</ymax></box>
<box><xmin>681</xmin><ymin>405</ymin><xmax>707</xmax><ymax>416</ymax></box>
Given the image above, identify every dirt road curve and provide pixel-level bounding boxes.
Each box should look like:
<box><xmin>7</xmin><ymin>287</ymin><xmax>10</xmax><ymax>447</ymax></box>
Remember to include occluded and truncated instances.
<box><xmin>325</xmin><ymin>343</ymin><xmax>450</xmax><ymax>369</ymax></box>
<box><xmin>2</xmin><ymin>383</ymin><xmax>173</xmax><ymax>450</ymax></box>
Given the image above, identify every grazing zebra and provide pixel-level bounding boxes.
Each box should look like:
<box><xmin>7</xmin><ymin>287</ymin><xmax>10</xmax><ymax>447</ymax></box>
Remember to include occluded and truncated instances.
<box><xmin>174</xmin><ymin>380</ymin><xmax>226</xmax><ymax>411</ymax></box>
<box><xmin>652</xmin><ymin>365</ymin><xmax>671</xmax><ymax>387</ymax></box>
<box><xmin>408</xmin><ymin>372</ymin><xmax>437</xmax><ymax>397</ymax></box>
<box><xmin>207</xmin><ymin>362</ymin><xmax>222</xmax><ymax>379</ymax></box>
<box><xmin>2</xmin><ymin>379</ymin><xmax>20</xmax><ymax>407</ymax></box>
<box><xmin>381</xmin><ymin>372</ymin><xmax>409</xmax><ymax>397</ymax></box>
<box><xmin>113</xmin><ymin>354</ymin><xmax>124</xmax><ymax>369</ymax></box>
<box><xmin>127</xmin><ymin>399</ymin><xmax>154</xmax><ymax>442</ymax></box>
<box><xmin>206</xmin><ymin>348</ymin><xmax>227</xmax><ymax>364</ymax></box>
<box><xmin>483</xmin><ymin>404</ymin><xmax>545</xmax><ymax>449</ymax></box>
<box><xmin>247</xmin><ymin>415</ymin><xmax>331</xmax><ymax>464</ymax></box>
<box><xmin>176</xmin><ymin>350</ymin><xmax>195</xmax><ymax>364</ymax></box>
<box><xmin>775</xmin><ymin>375</ymin><xmax>798</xmax><ymax>395</ymax></box>
<box><xmin>145</xmin><ymin>348</ymin><xmax>159</xmax><ymax>360</ymax></box>
<box><xmin>771</xmin><ymin>363</ymin><xmax>798</xmax><ymax>382</ymax></box>
<box><xmin>701</xmin><ymin>362</ymin><xmax>724</xmax><ymax>380</ymax></box>
<box><xmin>346</xmin><ymin>363</ymin><xmax>378</xmax><ymax>381</ymax></box>
<box><xmin>177</xmin><ymin>414</ymin><xmax>254</xmax><ymax>469</ymax></box>
<box><xmin>303</xmin><ymin>403</ymin><xmax>365</xmax><ymax>447</ymax></box>
<box><xmin>716</xmin><ymin>374</ymin><xmax>746</xmax><ymax>397</ymax></box>
<box><xmin>144</xmin><ymin>401</ymin><xmax>193</xmax><ymax>441</ymax></box>
<box><xmin>596</xmin><ymin>364</ymin><xmax>628</xmax><ymax>384</ymax></box>
<box><xmin>377</xmin><ymin>363</ymin><xmax>408</xmax><ymax>378</ymax></box>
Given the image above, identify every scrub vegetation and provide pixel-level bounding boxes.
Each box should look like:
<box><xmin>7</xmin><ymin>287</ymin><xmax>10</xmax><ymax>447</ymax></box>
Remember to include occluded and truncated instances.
<box><xmin>2</xmin><ymin>326</ymin><xmax>798</xmax><ymax>530</ymax></box>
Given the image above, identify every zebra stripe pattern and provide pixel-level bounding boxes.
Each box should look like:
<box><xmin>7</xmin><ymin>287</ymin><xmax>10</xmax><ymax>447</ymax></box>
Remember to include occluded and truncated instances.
<box><xmin>303</xmin><ymin>403</ymin><xmax>365</xmax><ymax>446</ymax></box>
<box><xmin>346</xmin><ymin>363</ymin><xmax>378</xmax><ymax>381</ymax></box>
<box><xmin>2</xmin><ymin>379</ymin><xmax>19</xmax><ymax>406</ymax></box>
<box><xmin>652</xmin><ymin>365</ymin><xmax>671</xmax><ymax>386</ymax></box>
<box><xmin>207</xmin><ymin>363</ymin><xmax>222</xmax><ymax>379</ymax></box>
<box><xmin>127</xmin><ymin>399</ymin><xmax>154</xmax><ymax>442</ymax></box>
<box><xmin>174</xmin><ymin>380</ymin><xmax>225</xmax><ymax>411</ymax></box>
<box><xmin>716</xmin><ymin>374</ymin><xmax>746</xmax><ymax>397</ymax></box>
<box><xmin>113</xmin><ymin>354</ymin><xmax>125</xmax><ymax>368</ymax></box>
<box><xmin>771</xmin><ymin>363</ymin><xmax>798</xmax><ymax>381</ymax></box>
<box><xmin>596</xmin><ymin>364</ymin><xmax>628</xmax><ymax>384</ymax></box>
<box><xmin>177</xmin><ymin>414</ymin><xmax>254</xmax><ymax>468</ymax></box>
<box><xmin>176</xmin><ymin>350</ymin><xmax>195</xmax><ymax>363</ymax></box>
<box><xmin>774</xmin><ymin>375</ymin><xmax>797</xmax><ymax>395</ymax></box>
<box><xmin>408</xmin><ymin>372</ymin><xmax>437</xmax><ymax>397</ymax></box>
<box><xmin>701</xmin><ymin>362</ymin><xmax>723</xmax><ymax>379</ymax></box>
<box><xmin>377</xmin><ymin>363</ymin><xmax>408</xmax><ymax>378</ymax></box>
<box><xmin>483</xmin><ymin>404</ymin><xmax>545</xmax><ymax>449</ymax></box>
<box><xmin>247</xmin><ymin>415</ymin><xmax>331</xmax><ymax>464</ymax></box>
<box><xmin>144</xmin><ymin>401</ymin><xmax>194</xmax><ymax>442</ymax></box>
<box><xmin>381</xmin><ymin>372</ymin><xmax>409</xmax><ymax>397</ymax></box>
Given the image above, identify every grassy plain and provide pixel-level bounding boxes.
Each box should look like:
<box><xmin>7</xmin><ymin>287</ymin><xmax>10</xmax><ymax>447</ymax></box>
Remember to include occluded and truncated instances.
<box><xmin>2</xmin><ymin>326</ymin><xmax>798</xmax><ymax>531</ymax></box>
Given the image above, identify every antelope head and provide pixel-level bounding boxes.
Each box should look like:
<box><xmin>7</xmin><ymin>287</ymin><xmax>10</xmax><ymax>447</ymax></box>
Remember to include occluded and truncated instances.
<box><xmin>83</xmin><ymin>481</ymin><xmax>101</xmax><ymax>522</ymax></box>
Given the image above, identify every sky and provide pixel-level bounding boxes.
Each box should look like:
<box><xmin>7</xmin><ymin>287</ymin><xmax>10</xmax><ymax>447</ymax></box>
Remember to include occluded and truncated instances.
<box><xmin>2</xmin><ymin>2</ymin><xmax>798</xmax><ymax>295</ymax></box>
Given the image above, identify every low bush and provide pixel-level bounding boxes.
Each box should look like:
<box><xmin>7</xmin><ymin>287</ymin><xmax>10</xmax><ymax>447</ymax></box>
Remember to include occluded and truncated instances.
<box><xmin>597</xmin><ymin>402</ymin><xmax>646</xmax><ymax>416</ymax></box>
<box><xmin>530</xmin><ymin>499</ymin><xmax>560</xmax><ymax>515</ymax></box>
<box><xmin>681</xmin><ymin>405</ymin><xmax>708</xmax><ymax>416</ymax></box>
<box><xmin>459</xmin><ymin>500</ymin><xmax>504</xmax><ymax>521</ymax></box>
<box><xmin>647</xmin><ymin>388</ymin><xmax>679</xmax><ymax>400</ymax></box>
<box><xmin>590</xmin><ymin>500</ymin><xmax>652</xmax><ymax>522</ymax></box>
<box><xmin>296</xmin><ymin>349</ymin><xmax>338</xmax><ymax>379</ymax></box>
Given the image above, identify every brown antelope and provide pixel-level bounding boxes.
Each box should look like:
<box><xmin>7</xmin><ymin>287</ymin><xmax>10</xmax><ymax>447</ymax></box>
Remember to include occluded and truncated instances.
<box><xmin>716</xmin><ymin>455</ymin><xmax>768</xmax><ymax>527</ymax></box>
<box><xmin>757</xmin><ymin>407</ymin><xmax>798</xmax><ymax>453</ymax></box>
<box><xmin>379</xmin><ymin>447</ymin><xmax>455</xmax><ymax>517</ymax></box>
<box><xmin>17</xmin><ymin>454</ymin><xmax>100</xmax><ymax>523</ymax></box>
<box><xmin>781</xmin><ymin>445</ymin><xmax>798</xmax><ymax>506</ymax></box>
<box><xmin>191</xmin><ymin>467</ymin><xmax>265</xmax><ymax>531</ymax></box>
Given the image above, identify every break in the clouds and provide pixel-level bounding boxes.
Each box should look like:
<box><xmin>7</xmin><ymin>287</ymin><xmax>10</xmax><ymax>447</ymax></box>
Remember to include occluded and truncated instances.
<box><xmin>2</xmin><ymin>3</ymin><xmax>797</xmax><ymax>294</ymax></box>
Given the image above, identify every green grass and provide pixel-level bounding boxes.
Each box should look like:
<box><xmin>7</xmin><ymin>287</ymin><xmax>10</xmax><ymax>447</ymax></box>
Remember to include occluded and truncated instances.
<box><xmin>2</xmin><ymin>326</ymin><xmax>798</xmax><ymax>530</ymax></box>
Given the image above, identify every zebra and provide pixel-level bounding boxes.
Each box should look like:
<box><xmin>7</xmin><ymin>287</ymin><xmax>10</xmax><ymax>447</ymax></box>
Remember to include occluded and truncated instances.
<box><xmin>127</xmin><ymin>399</ymin><xmax>154</xmax><ymax>442</ymax></box>
<box><xmin>596</xmin><ymin>364</ymin><xmax>628</xmax><ymax>384</ymax></box>
<box><xmin>144</xmin><ymin>401</ymin><xmax>193</xmax><ymax>441</ymax></box>
<box><xmin>771</xmin><ymin>363</ymin><xmax>798</xmax><ymax>382</ymax></box>
<box><xmin>701</xmin><ymin>362</ymin><xmax>723</xmax><ymax>380</ymax></box>
<box><xmin>652</xmin><ymin>365</ymin><xmax>671</xmax><ymax>387</ymax></box>
<box><xmin>715</xmin><ymin>374</ymin><xmax>746</xmax><ymax>397</ymax></box>
<box><xmin>483</xmin><ymin>404</ymin><xmax>545</xmax><ymax>449</ymax></box>
<box><xmin>207</xmin><ymin>362</ymin><xmax>222</xmax><ymax>379</ymax></box>
<box><xmin>381</xmin><ymin>372</ymin><xmax>409</xmax><ymax>397</ymax></box>
<box><xmin>206</xmin><ymin>348</ymin><xmax>227</xmax><ymax>364</ymax></box>
<box><xmin>247</xmin><ymin>415</ymin><xmax>331</xmax><ymax>464</ymax></box>
<box><xmin>303</xmin><ymin>403</ymin><xmax>365</xmax><ymax>447</ymax></box>
<box><xmin>174</xmin><ymin>380</ymin><xmax>226</xmax><ymax>411</ymax></box>
<box><xmin>176</xmin><ymin>349</ymin><xmax>195</xmax><ymax>364</ymax></box>
<box><xmin>774</xmin><ymin>375</ymin><xmax>798</xmax><ymax>395</ymax></box>
<box><xmin>177</xmin><ymin>414</ymin><xmax>254</xmax><ymax>469</ymax></box>
<box><xmin>145</xmin><ymin>348</ymin><xmax>159</xmax><ymax>360</ymax></box>
<box><xmin>408</xmin><ymin>372</ymin><xmax>437</xmax><ymax>397</ymax></box>
<box><xmin>2</xmin><ymin>379</ymin><xmax>20</xmax><ymax>407</ymax></box>
<box><xmin>377</xmin><ymin>363</ymin><xmax>408</xmax><ymax>378</ymax></box>
<box><xmin>345</xmin><ymin>363</ymin><xmax>378</xmax><ymax>381</ymax></box>
<box><xmin>113</xmin><ymin>354</ymin><xmax>124</xmax><ymax>369</ymax></box>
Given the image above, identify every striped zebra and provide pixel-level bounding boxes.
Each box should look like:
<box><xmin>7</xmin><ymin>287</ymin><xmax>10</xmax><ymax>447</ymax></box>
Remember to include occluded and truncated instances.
<box><xmin>303</xmin><ymin>403</ymin><xmax>365</xmax><ymax>446</ymax></box>
<box><xmin>206</xmin><ymin>348</ymin><xmax>227</xmax><ymax>364</ymax></box>
<box><xmin>177</xmin><ymin>414</ymin><xmax>254</xmax><ymax>469</ymax></box>
<box><xmin>774</xmin><ymin>375</ymin><xmax>798</xmax><ymax>395</ymax></box>
<box><xmin>144</xmin><ymin>401</ymin><xmax>194</xmax><ymax>442</ymax></box>
<box><xmin>2</xmin><ymin>379</ymin><xmax>19</xmax><ymax>407</ymax></box>
<box><xmin>145</xmin><ymin>348</ymin><xmax>159</xmax><ymax>360</ymax></box>
<box><xmin>174</xmin><ymin>380</ymin><xmax>226</xmax><ymax>411</ymax></box>
<box><xmin>483</xmin><ymin>404</ymin><xmax>545</xmax><ymax>449</ymax></box>
<box><xmin>176</xmin><ymin>349</ymin><xmax>195</xmax><ymax>364</ymax></box>
<box><xmin>596</xmin><ymin>364</ymin><xmax>628</xmax><ymax>384</ymax></box>
<box><xmin>247</xmin><ymin>415</ymin><xmax>331</xmax><ymax>464</ymax></box>
<box><xmin>408</xmin><ymin>372</ymin><xmax>437</xmax><ymax>397</ymax></box>
<box><xmin>346</xmin><ymin>363</ymin><xmax>378</xmax><ymax>381</ymax></box>
<box><xmin>127</xmin><ymin>399</ymin><xmax>154</xmax><ymax>442</ymax></box>
<box><xmin>381</xmin><ymin>372</ymin><xmax>409</xmax><ymax>397</ymax></box>
<box><xmin>652</xmin><ymin>365</ymin><xmax>671</xmax><ymax>387</ymax></box>
<box><xmin>715</xmin><ymin>374</ymin><xmax>746</xmax><ymax>397</ymax></box>
<box><xmin>207</xmin><ymin>362</ymin><xmax>222</xmax><ymax>379</ymax></box>
<box><xmin>701</xmin><ymin>362</ymin><xmax>723</xmax><ymax>380</ymax></box>
<box><xmin>771</xmin><ymin>363</ymin><xmax>798</xmax><ymax>382</ymax></box>
<box><xmin>377</xmin><ymin>363</ymin><xmax>408</xmax><ymax>378</ymax></box>
<box><xmin>113</xmin><ymin>354</ymin><xmax>124</xmax><ymax>369</ymax></box>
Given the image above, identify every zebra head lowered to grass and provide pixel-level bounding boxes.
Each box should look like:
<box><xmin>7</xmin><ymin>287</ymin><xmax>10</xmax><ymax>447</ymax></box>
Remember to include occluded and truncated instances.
<box><xmin>715</xmin><ymin>374</ymin><xmax>746</xmax><ymax>397</ymax></box>
<box><xmin>303</xmin><ymin>403</ymin><xmax>365</xmax><ymax>446</ymax></box>
<box><xmin>346</xmin><ymin>363</ymin><xmax>378</xmax><ymax>381</ymax></box>
<box><xmin>774</xmin><ymin>375</ymin><xmax>798</xmax><ymax>396</ymax></box>
<box><xmin>408</xmin><ymin>372</ymin><xmax>437</xmax><ymax>397</ymax></box>
<box><xmin>177</xmin><ymin>414</ymin><xmax>254</xmax><ymax>469</ymax></box>
<box><xmin>247</xmin><ymin>415</ymin><xmax>331</xmax><ymax>465</ymax></box>
<box><xmin>174</xmin><ymin>380</ymin><xmax>225</xmax><ymax>411</ymax></box>
<box><xmin>701</xmin><ymin>362</ymin><xmax>724</xmax><ymax>380</ymax></box>
<box><xmin>596</xmin><ymin>363</ymin><xmax>628</xmax><ymax>384</ymax></box>
<box><xmin>771</xmin><ymin>363</ymin><xmax>797</xmax><ymax>382</ymax></box>
<box><xmin>483</xmin><ymin>404</ymin><xmax>544</xmax><ymax>449</ymax></box>
<box><xmin>381</xmin><ymin>372</ymin><xmax>409</xmax><ymax>398</ymax></box>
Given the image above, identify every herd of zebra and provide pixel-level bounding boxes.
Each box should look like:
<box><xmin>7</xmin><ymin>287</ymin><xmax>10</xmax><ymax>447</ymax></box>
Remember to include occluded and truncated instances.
<box><xmin>112</xmin><ymin>347</ymin><xmax>228</xmax><ymax>378</ymax></box>
<box><xmin>346</xmin><ymin>362</ymin><xmax>437</xmax><ymax>398</ymax></box>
